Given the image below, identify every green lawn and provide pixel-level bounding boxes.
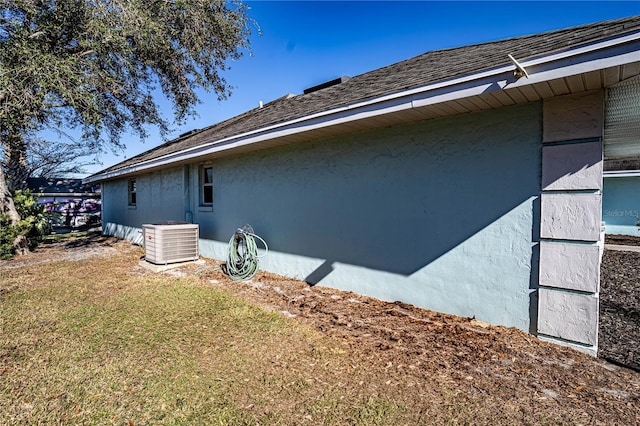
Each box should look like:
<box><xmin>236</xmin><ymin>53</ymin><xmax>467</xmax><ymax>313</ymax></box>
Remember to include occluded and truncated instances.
<box><xmin>2</xmin><ymin>237</ymin><xmax>639</xmax><ymax>425</ymax></box>
<box><xmin>0</xmin><ymin>248</ymin><xmax>402</xmax><ymax>425</ymax></box>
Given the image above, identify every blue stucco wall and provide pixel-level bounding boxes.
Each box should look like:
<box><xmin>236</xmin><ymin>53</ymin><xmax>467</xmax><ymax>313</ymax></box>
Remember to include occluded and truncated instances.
<box><xmin>193</xmin><ymin>103</ymin><xmax>542</xmax><ymax>332</ymax></box>
<box><xmin>101</xmin><ymin>104</ymin><xmax>542</xmax><ymax>331</ymax></box>
<box><xmin>602</xmin><ymin>176</ymin><xmax>640</xmax><ymax>236</ymax></box>
<box><xmin>102</xmin><ymin>166</ymin><xmax>185</xmax><ymax>243</ymax></box>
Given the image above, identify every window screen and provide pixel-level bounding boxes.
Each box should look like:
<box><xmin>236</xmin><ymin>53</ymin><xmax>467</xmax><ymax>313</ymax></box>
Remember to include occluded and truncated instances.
<box><xmin>605</xmin><ymin>76</ymin><xmax>640</xmax><ymax>159</ymax></box>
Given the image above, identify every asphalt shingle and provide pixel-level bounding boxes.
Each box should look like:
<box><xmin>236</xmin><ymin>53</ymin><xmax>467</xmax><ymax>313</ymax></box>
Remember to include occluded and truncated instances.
<box><xmin>95</xmin><ymin>16</ymin><xmax>640</xmax><ymax>176</ymax></box>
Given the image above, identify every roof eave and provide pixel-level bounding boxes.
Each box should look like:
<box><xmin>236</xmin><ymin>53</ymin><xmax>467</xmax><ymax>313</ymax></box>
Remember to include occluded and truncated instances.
<box><xmin>85</xmin><ymin>29</ymin><xmax>640</xmax><ymax>184</ymax></box>
<box><xmin>32</xmin><ymin>191</ymin><xmax>100</xmax><ymax>197</ymax></box>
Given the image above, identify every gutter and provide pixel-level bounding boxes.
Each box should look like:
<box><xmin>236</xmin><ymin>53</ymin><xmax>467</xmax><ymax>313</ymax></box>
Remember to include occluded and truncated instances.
<box><xmin>85</xmin><ymin>29</ymin><xmax>640</xmax><ymax>184</ymax></box>
<box><xmin>33</xmin><ymin>192</ymin><xmax>101</xmax><ymax>199</ymax></box>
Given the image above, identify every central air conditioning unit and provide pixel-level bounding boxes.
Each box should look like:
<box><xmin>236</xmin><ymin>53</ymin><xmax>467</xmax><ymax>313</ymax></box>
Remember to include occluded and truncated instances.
<box><xmin>143</xmin><ymin>222</ymin><xmax>199</xmax><ymax>265</ymax></box>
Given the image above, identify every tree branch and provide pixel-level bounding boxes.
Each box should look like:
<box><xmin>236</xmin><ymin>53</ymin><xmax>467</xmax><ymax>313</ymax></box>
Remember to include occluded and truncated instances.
<box><xmin>28</xmin><ymin>30</ymin><xmax>45</xmax><ymax>39</ymax></box>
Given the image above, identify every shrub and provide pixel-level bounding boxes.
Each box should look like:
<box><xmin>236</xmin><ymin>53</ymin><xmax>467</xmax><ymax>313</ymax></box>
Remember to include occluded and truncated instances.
<box><xmin>0</xmin><ymin>190</ymin><xmax>49</xmax><ymax>259</ymax></box>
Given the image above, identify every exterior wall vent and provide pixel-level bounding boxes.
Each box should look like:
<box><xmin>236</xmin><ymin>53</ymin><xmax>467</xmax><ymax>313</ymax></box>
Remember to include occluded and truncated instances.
<box><xmin>143</xmin><ymin>223</ymin><xmax>199</xmax><ymax>265</ymax></box>
<box><xmin>303</xmin><ymin>76</ymin><xmax>350</xmax><ymax>94</ymax></box>
<box><xmin>178</xmin><ymin>129</ymin><xmax>200</xmax><ymax>138</ymax></box>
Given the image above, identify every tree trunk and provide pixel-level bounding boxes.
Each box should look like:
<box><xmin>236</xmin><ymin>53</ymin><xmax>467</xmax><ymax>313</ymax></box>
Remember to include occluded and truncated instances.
<box><xmin>1</xmin><ymin>127</ymin><xmax>33</xmax><ymax>255</ymax></box>
<box><xmin>0</xmin><ymin>162</ymin><xmax>20</xmax><ymax>224</ymax></box>
<box><xmin>0</xmin><ymin>150</ymin><xmax>29</xmax><ymax>256</ymax></box>
<box><xmin>6</xmin><ymin>136</ymin><xmax>29</xmax><ymax>191</ymax></box>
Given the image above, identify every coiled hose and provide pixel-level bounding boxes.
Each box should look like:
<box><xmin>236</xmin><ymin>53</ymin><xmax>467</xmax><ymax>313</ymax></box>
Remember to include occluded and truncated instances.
<box><xmin>226</xmin><ymin>225</ymin><xmax>268</xmax><ymax>281</ymax></box>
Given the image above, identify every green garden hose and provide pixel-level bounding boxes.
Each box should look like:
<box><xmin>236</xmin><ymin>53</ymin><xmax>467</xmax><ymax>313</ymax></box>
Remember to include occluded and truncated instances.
<box><xmin>226</xmin><ymin>225</ymin><xmax>268</xmax><ymax>281</ymax></box>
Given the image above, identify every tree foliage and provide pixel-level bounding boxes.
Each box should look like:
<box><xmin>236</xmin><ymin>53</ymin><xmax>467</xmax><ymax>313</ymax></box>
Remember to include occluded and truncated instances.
<box><xmin>0</xmin><ymin>189</ymin><xmax>48</xmax><ymax>259</ymax></box>
<box><xmin>0</xmin><ymin>0</ymin><xmax>254</xmax><ymax>251</ymax></box>
<box><xmin>1</xmin><ymin>0</ymin><xmax>253</xmax><ymax>147</ymax></box>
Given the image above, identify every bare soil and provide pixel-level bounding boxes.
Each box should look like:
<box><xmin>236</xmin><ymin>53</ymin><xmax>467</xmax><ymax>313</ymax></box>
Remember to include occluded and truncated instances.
<box><xmin>189</xmin><ymin>259</ymin><xmax>640</xmax><ymax>424</ymax></box>
<box><xmin>599</xmin><ymin>246</ymin><xmax>640</xmax><ymax>371</ymax></box>
<box><xmin>3</xmin><ymin>234</ymin><xmax>640</xmax><ymax>424</ymax></box>
<box><xmin>0</xmin><ymin>233</ymin><xmax>121</xmax><ymax>269</ymax></box>
<box><xmin>605</xmin><ymin>234</ymin><xmax>640</xmax><ymax>247</ymax></box>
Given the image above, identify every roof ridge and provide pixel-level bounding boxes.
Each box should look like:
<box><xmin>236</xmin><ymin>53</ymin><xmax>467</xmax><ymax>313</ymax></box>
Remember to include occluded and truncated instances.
<box><xmin>87</xmin><ymin>15</ymin><xmax>640</xmax><ymax>180</ymax></box>
<box><xmin>345</xmin><ymin>15</ymin><xmax>640</xmax><ymax>82</ymax></box>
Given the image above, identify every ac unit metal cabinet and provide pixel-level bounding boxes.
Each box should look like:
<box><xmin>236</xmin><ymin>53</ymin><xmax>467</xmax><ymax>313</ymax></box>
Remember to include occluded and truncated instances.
<box><xmin>143</xmin><ymin>223</ymin><xmax>199</xmax><ymax>265</ymax></box>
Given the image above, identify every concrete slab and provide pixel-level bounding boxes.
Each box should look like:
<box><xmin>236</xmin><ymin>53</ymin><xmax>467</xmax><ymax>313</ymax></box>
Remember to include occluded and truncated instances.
<box><xmin>605</xmin><ymin>244</ymin><xmax>640</xmax><ymax>253</ymax></box>
<box><xmin>540</xmin><ymin>193</ymin><xmax>602</xmax><ymax>241</ymax></box>
<box><xmin>539</xmin><ymin>241</ymin><xmax>600</xmax><ymax>292</ymax></box>
<box><xmin>543</xmin><ymin>90</ymin><xmax>604</xmax><ymax>143</ymax></box>
<box><xmin>538</xmin><ymin>288</ymin><xmax>599</xmax><ymax>346</ymax></box>
<box><xmin>542</xmin><ymin>141</ymin><xmax>603</xmax><ymax>191</ymax></box>
<box><xmin>138</xmin><ymin>259</ymin><xmax>205</xmax><ymax>273</ymax></box>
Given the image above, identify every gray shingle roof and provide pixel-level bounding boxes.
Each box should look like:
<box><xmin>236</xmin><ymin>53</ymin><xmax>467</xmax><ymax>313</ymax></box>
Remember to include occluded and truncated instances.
<box><xmin>27</xmin><ymin>177</ymin><xmax>99</xmax><ymax>195</ymax></box>
<box><xmin>96</xmin><ymin>15</ymin><xmax>640</xmax><ymax>176</ymax></box>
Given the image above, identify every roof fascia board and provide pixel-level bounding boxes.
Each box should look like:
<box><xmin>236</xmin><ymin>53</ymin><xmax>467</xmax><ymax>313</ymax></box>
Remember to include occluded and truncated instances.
<box><xmin>523</xmin><ymin>30</ymin><xmax>640</xmax><ymax>68</ymax></box>
<box><xmin>86</xmin><ymin>29</ymin><xmax>640</xmax><ymax>184</ymax></box>
<box><xmin>85</xmin><ymin>76</ymin><xmax>506</xmax><ymax>183</ymax></box>
<box><xmin>36</xmin><ymin>192</ymin><xmax>100</xmax><ymax>197</ymax></box>
<box><xmin>83</xmin><ymin>69</ymin><xmax>519</xmax><ymax>183</ymax></box>
<box><xmin>511</xmin><ymin>38</ymin><xmax>640</xmax><ymax>86</ymax></box>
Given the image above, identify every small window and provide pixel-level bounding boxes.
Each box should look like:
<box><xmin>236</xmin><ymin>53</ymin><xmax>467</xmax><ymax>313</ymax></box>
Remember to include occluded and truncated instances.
<box><xmin>200</xmin><ymin>166</ymin><xmax>213</xmax><ymax>206</ymax></box>
<box><xmin>128</xmin><ymin>178</ymin><xmax>137</xmax><ymax>206</ymax></box>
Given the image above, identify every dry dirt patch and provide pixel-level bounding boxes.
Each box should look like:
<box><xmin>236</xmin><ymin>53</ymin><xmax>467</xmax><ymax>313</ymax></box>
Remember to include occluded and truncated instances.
<box><xmin>188</xmin><ymin>261</ymin><xmax>640</xmax><ymax>424</ymax></box>
<box><xmin>605</xmin><ymin>234</ymin><xmax>640</xmax><ymax>247</ymax></box>
<box><xmin>1</xmin><ymin>233</ymin><xmax>121</xmax><ymax>269</ymax></box>
<box><xmin>600</xmin><ymin>248</ymin><xmax>640</xmax><ymax>371</ymax></box>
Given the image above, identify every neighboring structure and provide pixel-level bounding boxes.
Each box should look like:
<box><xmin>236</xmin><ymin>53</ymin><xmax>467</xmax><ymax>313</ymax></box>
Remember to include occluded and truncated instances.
<box><xmin>86</xmin><ymin>17</ymin><xmax>640</xmax><ymax>355</ymax></box>
<box><xmin>602</xmin><ymin>159</ymin><xmax>640</xmax><ymax>237</ymax></box>
<box><xmin>27</xmin><ymin>177</ymin><xmax>101</xmax><ymax>229</ymax></box>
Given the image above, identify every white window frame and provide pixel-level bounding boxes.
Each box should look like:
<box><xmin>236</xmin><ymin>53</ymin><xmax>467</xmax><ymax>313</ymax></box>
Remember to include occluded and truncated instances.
<box><xmin>128</xmin><ymin>178</ymin><xmax>137</xmax><ymax>207</ymax></box>
<box><xmin>200</xmin><ymin>165</ymin><xmax>213</xmax><ymax>207</ymax></box>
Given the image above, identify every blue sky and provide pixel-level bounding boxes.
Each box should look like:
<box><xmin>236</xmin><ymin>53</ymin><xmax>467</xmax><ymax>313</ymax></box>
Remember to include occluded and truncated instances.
<box><xmin>80</xmin><ymin>1</ymin><xmax>640</xmax><ymax>175</ymax></box>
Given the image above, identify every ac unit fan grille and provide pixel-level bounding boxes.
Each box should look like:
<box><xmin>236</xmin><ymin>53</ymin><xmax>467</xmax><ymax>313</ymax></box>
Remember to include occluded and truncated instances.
<box><xmin>143</xmin><ymin>224</ymin><xmax>199</xmax><ymax>265</ymax></box>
